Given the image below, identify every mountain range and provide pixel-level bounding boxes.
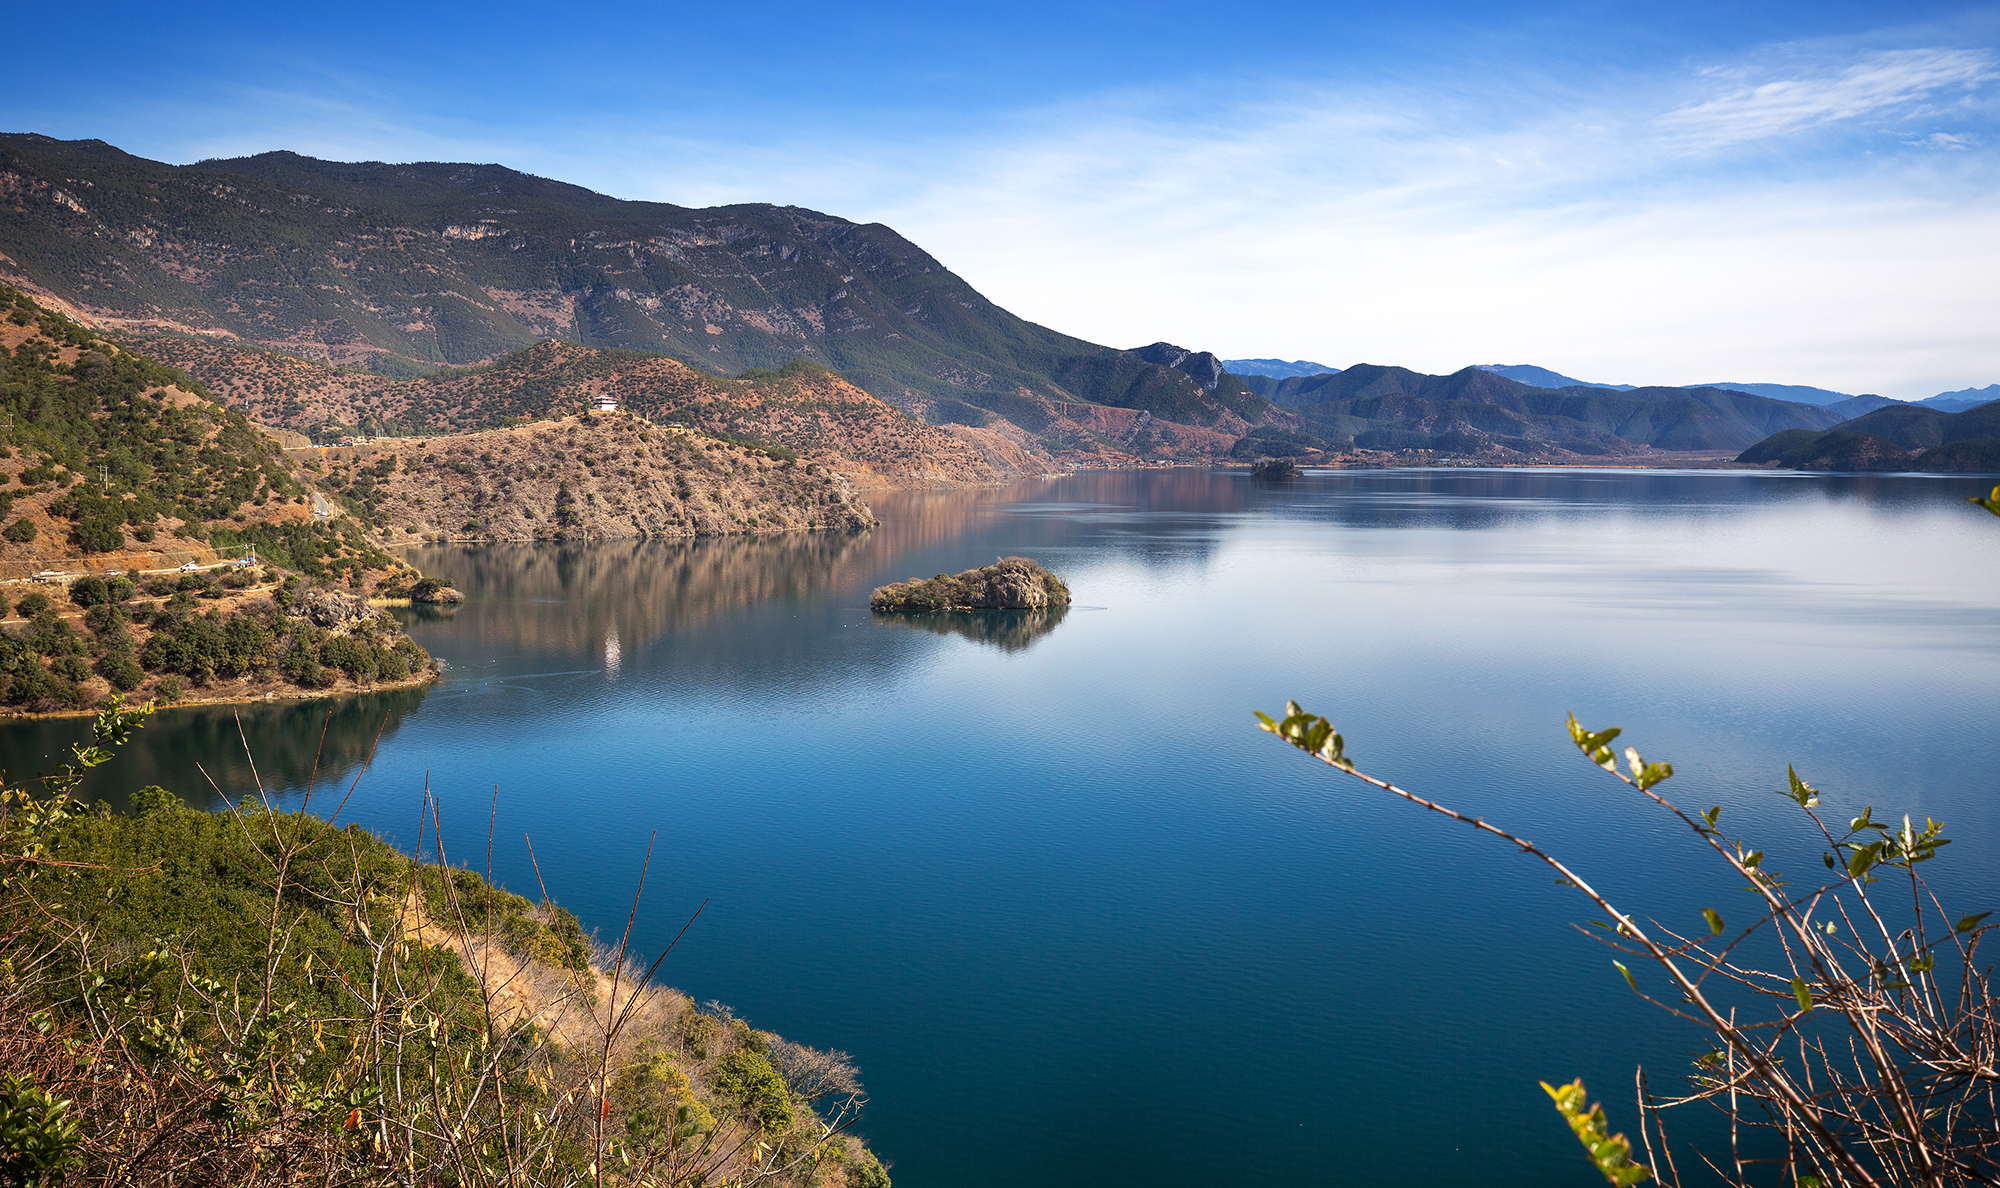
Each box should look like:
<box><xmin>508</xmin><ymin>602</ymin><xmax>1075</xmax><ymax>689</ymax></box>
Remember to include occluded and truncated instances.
<box><xmin>1237</xmin><ymin>365</ymin><xmax>1844</xmax><ymax>458</ymax></box>
<box><xmin>0</xmin><ymin>134</ymin><xmax>1259</xmax><ymax>438</ymax></box>
<box><xmin>1474</xmin><ymin>364</ymin><xmax>1993</xmax><ymax>415</ymax></box>
<box><xmin>1</xmin><ymin>134</ymin><xmax>1977</xmax><ymax>470</ymax></box>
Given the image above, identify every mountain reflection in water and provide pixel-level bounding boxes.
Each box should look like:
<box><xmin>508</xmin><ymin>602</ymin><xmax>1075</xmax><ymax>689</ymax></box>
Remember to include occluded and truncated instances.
<box><xmin>4</xmin><ymin>686</ymin><xmax>429</xmax><ymax>815</ymax></box>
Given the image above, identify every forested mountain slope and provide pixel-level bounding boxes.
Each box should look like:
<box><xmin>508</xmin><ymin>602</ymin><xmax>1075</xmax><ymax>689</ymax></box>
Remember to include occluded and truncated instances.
<box><xmin>1737</xmin><ymin>400</ymin><xmax>2000</xmax><ymax>472</ymax></box>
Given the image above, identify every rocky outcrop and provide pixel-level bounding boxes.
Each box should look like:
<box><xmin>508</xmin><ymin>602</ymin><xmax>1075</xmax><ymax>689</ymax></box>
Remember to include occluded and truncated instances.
<box><xmin>870</xmin><ymin>556</ymin><xmax>1071</xmax><ymax>612</ymax></box>
<box><xmin>291</xmin><ymin>589</ymin><xmax>379</xmax><ymax>630</ymax></box>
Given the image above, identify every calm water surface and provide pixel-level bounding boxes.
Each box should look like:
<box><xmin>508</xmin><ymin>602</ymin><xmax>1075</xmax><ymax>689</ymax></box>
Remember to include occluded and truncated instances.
<box><xmin>11</xmin><ymin>468</ymin><xmax>2000</xmax><ymax>1187</ymax></box>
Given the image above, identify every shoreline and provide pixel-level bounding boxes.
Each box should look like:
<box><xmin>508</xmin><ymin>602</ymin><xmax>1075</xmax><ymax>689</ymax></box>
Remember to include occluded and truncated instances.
<box><xmin>0</xmin><ymin>669</ymin><xmax>440</xmax><ymax>721</ymax></box>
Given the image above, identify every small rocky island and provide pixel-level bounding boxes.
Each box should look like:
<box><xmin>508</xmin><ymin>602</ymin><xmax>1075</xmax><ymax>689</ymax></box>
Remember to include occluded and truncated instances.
<box><xmin>870</xmin><ymin>556</ymin><xmax>1072</xmax><ymax>612</ymax></box>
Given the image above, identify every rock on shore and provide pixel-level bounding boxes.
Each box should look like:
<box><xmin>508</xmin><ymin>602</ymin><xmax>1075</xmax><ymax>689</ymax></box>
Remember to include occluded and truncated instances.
<box><xmin>870</xmin><ymin>557</ymin><xmax>1071</xmax><ymax>612</ymax></box>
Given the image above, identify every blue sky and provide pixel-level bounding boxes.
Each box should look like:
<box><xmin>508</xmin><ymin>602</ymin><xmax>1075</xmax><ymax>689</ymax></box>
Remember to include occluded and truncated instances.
<box><xmin>9</xmin><ymin>1</ymin><xmax>1999</xmax><ymax>396</ymax></box>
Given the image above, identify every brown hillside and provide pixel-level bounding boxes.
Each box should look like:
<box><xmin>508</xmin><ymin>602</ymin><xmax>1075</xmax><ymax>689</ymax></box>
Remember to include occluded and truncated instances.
<box><xmin>310</xmin><ymin>409</ymin><xmax>875</xmax><ymax>546</ymax></box>
<box><xmin>129</xmin><ymin>333</ymin><xmax>1029</xmax><ymax>487</ymax></box>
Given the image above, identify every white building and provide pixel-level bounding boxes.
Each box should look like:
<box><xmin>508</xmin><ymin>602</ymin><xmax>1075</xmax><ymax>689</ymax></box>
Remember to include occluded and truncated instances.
<box><xmin>592</xmin><ymin>393</ymin><xmax>620</xmax><ymax>412</ymax></box>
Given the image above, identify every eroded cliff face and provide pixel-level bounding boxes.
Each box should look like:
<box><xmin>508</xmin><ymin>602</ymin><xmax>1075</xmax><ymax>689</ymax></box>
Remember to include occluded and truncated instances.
<box><xmin>309</xmin><ymin>410</ymin><xmax>875</xmax><ymax>546</ymax></box>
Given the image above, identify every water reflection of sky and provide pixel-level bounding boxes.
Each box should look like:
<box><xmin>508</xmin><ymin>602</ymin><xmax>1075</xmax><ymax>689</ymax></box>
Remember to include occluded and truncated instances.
<box><xmin>8</xmin><ymin>467</ymin><xmax>2000</xmax><ymax>1188</ymax></box>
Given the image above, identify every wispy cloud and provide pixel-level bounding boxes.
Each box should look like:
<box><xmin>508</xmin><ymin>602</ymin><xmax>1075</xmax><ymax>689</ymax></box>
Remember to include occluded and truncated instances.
<box><xmin>1906</xmin><ymin>130</ymin><xmax>1979</xmax><ymax>149</ymax></box>
<box><xmin>1657</xmin><ymin>48</ymin><xmax>1994</xmax><ymax>149</ymax></box>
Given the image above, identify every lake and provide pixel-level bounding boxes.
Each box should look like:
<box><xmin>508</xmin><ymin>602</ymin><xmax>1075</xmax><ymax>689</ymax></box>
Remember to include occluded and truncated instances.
<box><xmin>11</xmin><ymin>467</ymin><xmax>2000</xmax><ymax>1187</ymax></box>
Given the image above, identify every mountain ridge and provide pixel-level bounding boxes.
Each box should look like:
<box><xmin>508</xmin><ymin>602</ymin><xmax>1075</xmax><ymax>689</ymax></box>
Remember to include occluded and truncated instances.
<box><xmin>0</xmin><ymin>134</ymin><xmax>1263</xmax><ymax>440</ymax></box>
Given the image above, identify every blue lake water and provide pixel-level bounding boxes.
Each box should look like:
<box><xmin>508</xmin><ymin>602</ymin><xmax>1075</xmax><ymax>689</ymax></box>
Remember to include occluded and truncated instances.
<box><xmin>10</xmin><ymin>467</ymin><xmax>2000</xmax><ymax>1186</ymax></box>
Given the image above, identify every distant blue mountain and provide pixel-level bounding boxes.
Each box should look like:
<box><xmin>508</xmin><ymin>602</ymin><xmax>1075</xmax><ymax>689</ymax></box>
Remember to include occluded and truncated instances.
<box><xmin>1482</xmin><ymin>367</ymin><xmax>1904</xmax><ymax>410</ymax></box>
<box><xmin>1917</xmin><ymin>384</ymin><xmax>2000</xmax><ymax>413</ymax></box>
<box><xmin>1824</xmin><ymin>394</ymin><xmax>1904</xmax><ymax>419</ymax></box>
<box><xmin>1223</xmin><ymin>358</ymin><xmax>1340</xmax><ymax>379</ymax></box>
<box><xmin>1689</xmin><ymin>381</ymin><xmax>1858</xmax><ymax>407</ymax></box>
<box><xmin>1473</xmin><ymin>364</ymin><xmax>1635</xmax><ymax>391</ymax></box>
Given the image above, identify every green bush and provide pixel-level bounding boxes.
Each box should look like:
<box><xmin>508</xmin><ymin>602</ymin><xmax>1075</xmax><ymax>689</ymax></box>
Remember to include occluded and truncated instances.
<box><xmin>2</xmin><ymin>518</ymin><xmax>36</xmax><ymax>543</ymax></box>
<box><xmin>76</xmin><ymin>516</ymin><xmax>123</xmax><ymax>553</ymax></box>
<box><xmin>68</xmin><ymin>576</ymin><xmax>110</xmax><ymax>607</ymax></box>
<box><xmin>375</xmin><ymin>648</ymin><xmax>411</xmax><ymax>682</ymax></box>
<box><xmin>93</xmin><ymin>651</ymin><xmax>144</xmax><ymax>691</ymax></box>
<box><xmin>14</xmin><ymin>593</ymin><xmax>50</xmax><ymax>619</ymax></box>
<box><xmin>0</xmin><ymin>1075</ymin><xmax>83</xmax><ymax>1185</ymax></box>
<box><xmin>128</xmin><ymin>784</ymin><xmax>184</xmax><ymax>815</ymax></box>
<box><xmin>82</xmin><ymin>602</ymin><xmax>128</xmax><ymax>635</ymax></box>
<box><xmin>710</xmin><ymin>1047</ymin><xmax>793</xmax><ymax>1132</ymax></box>
<box><xmin>25</xmin><ymin>612</ymin><xmax>79</xmax><ymax>658</ymax></box>
<box><xmin>318</xmin><ymin>635</ymin><xmax>374</xmax><ymax>681</ymax></box>
<box><xmin>279</xmin><ymin>638</ymin><xmax>327</xmax><ymax>688</ymax></box>
<box><xmin>154</xmin><ymin>675</ymin><xmax>186</xmax><ymax>703</ymax></box>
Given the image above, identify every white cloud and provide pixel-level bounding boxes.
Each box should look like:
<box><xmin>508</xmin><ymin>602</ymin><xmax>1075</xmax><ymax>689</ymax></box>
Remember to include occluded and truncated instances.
<box><xmin>1656</xmin><ymin>48</ymin><xmax>1994</xmax><ymax>150</ymax></box>
<box><xmin>1906</xmin><ymin>130</ymin><xmax>1978</xmax><ymax>149</ymax></box>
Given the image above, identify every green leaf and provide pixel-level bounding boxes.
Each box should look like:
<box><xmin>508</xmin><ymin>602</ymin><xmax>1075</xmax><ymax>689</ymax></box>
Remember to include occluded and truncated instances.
<box><xmin>1541</xmin><ymin>1078</ymin><xmax>1653</xmax><ymax>1186</ymax></box>
<box><xmin>1567</xmin><ymin>715</ymin><xmax>1623</xmax><ymax>771</ymax></box>
<box><xmin>1846</xmin><ymin>842</ymin><xmax>1881</xmax><ymax>878</ymax></box>
<box><xmin>1258</xmin><ymin>703</ymin><xmax>1354</xmax><ymax>770</ymax></box>
<box><xmin>1969</xmin><ymin>485</ymin><xmax>2000</xmax><ymax>518</ymax></box>
<box><xmin>1910</xmin><ymin>955</ymin><xmax>1936</xmax><ymax>974</ymax></box>
<box><xmin>1623</xmin><ymin>747</ymin><xmax>1674</xmax><ymax>790</ymax></box>
<box><xmin>1701</xmin><ymin>908</ymin><xmax>1724</xmax><ymax>936</ymax></box>
<box><xmin>1614</xmin><ymin>961</ymin><xmax>1637</xmax><ymax>992</ymax></box>
<box><xmin>1791</xmin><ymin>977</ymin><xmax>1813</xmax><ymax>1012</ymax></box>
<box><xmin>1956</xmin><ymin>912</ymin><xmax>1990</xmax><ymax>933</ymax></box>
<box><xmin>1783</xmin><ymin>765</ymin><xmax>1819</xmax><ymax>808</ymax></box>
